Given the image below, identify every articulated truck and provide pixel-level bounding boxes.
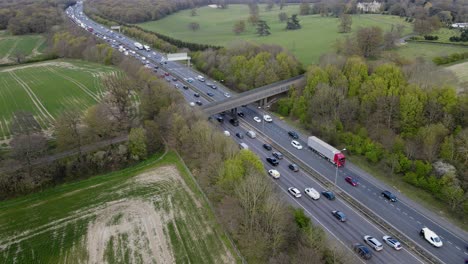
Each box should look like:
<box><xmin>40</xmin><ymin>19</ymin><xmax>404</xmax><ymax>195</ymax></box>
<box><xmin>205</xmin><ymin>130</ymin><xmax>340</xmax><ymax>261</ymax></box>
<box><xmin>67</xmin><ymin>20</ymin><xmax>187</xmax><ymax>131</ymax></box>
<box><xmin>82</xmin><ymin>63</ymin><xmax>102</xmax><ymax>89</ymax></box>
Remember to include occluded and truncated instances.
<box><xmin>307</xmin><ymin>136</ymin><xmax>346</xmax><ymax>167</ymax></box>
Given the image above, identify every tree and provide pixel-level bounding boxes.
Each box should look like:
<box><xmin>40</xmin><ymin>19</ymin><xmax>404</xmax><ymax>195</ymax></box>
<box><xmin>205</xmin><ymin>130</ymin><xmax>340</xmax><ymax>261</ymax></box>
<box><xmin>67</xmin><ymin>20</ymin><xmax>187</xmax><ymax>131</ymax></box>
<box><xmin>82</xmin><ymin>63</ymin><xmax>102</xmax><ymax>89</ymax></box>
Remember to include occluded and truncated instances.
<box><xmin>414</xmin><ymin>16</ymin><xmax>441</xmax><ymax>35</ymax></box>
<box><xmin>278</xmin><ymin>12</ymin><xmax>288</xmax><ymax>22</ymax></box>
<box><xmin>299</xmin><ymin>1</ymin><xmax>311</xmax><ymax>16</ymax></box>
<box><xmin>256</xmin><ymin>20</ymin><xmax>271</xmax><ymax>36</ymax></box>
<box><xmin>286</xmin><ymin>14</ymin><xmax>301</xmax><ymax>30</ymax></box>
<box><xmin>338</xmin><ymin>14</ymin><xmax>352</xmax><ymax>33</ymax></box>
<box><xmin>278</xmin><ymin>0</ymin><xmax>286</xmax><ymax>10</ymax></box>
<box><xmin>216</xmin><ymin>0</ymin><xmax>228</xmax><ymax>9</ymax></box>
<box><xmin>190</xmin><ymin>8</ymin><xmax>197</xmax><ymax>17</ymax></box>
<box><xmin>356</xmin><ymin>26</ymin><xmax>383</xmax><ymax>58</ymax></box>
<box><xmin>233</xmin><ymin>20</ymin><xmax>246</xmax><ymax>35</ymax></box>
<box><xmin>188</xmin><ymin>22</ymin><xmax>200</xmax><ymax>31</ymax></box>
<box><xmin>103</xmin><ymin>75</ymin><xmax>136</xmax><ymax>132</ymax></box>
<box><xmin>55</xmin><ymin>109</ymin><xmax>85</xmax><ymax>152</ymax></box>
<box><xmin>129</xmin><ymin>127</ymin><xmax>147</xmax><ymax>160</ymax></box>
<box><xmin>265</xmin><ymin>0</ymin><xmax>274</xmax><ymax>11</ymax></box>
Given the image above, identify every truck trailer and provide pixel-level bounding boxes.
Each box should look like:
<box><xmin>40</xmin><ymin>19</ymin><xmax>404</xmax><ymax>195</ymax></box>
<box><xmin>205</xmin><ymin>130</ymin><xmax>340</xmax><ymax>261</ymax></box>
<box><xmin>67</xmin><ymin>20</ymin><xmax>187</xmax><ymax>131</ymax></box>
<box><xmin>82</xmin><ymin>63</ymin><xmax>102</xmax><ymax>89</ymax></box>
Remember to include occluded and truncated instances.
<box><xmin>307</xmin><ymin>136</ymin><xmax>346</xmax><ymax>167</ymax></box>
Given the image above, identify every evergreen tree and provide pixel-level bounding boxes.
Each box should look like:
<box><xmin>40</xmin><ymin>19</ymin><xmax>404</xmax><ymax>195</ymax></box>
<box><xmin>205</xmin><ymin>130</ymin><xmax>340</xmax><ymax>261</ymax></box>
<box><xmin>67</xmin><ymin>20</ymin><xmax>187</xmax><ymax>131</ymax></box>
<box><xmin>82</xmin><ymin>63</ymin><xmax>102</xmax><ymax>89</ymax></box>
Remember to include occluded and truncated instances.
<box><xmin>286</xmin><ymin>14</ymin><xmax>301</xmax><ymax>30</ymax></box>
<box><xmin>256</xmin><ymin>20</ymin><xmax>271</xmax><ymax>36</ymax></box>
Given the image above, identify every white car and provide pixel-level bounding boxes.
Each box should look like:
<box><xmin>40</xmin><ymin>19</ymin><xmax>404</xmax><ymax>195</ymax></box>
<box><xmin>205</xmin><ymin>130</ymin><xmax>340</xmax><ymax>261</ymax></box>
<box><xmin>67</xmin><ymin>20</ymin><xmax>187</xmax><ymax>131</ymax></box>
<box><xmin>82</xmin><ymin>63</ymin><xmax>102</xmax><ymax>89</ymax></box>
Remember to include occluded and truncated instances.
<box><xmin>364</xmin><ymin>235</ymin><xmax>383</xmax><ymax>251</ymax></box>
<box><xmin>223</xmin><ymin>131</ymin><xmax>230</xmax><ymax>137</ymax></box>
<box><xmin>263</xmin><ymin>115</ymin><xmax>273</xmax><ymax>122</ymax></box>
<box><xmin>268</xmin><ymin>169</ymin><xmax>280</xmax><ymax>179</ymax></box>
<box><xmin>304</xmin><ymin>188</ymin><xmax>320</xmax><ymax>200</ymax></box>
<box><xmin>253</xmin><ymin>116</ymin><xmax>261</xmax><ymax>123</ymax></box>
<box><xmin>291</xmin><ymin>140</ymin><xmax>303</xmax><ymax>149</ymax></box>
<box><xmin>189</xmin><ymin>102</ymin><xmax>195</xmax><ymax>107</ymax></box>
<box><xmin>224</xmin><ymin>92</ymin><xmax>231</xmax><ymax>98</ymax></box>
<box><xmin>382</xmin><ymin>236</ymin><xmax>402</xmax><ymax>250</ymax></box>
<box><xmin>288</xmin><ymin>187</ymin><xmax>302</xmax><ymax>198</ymax></box>
<box><xmin>420</xmin><ymin>227</ymin><xmax>443</xmax><ymax>247</ymax></box>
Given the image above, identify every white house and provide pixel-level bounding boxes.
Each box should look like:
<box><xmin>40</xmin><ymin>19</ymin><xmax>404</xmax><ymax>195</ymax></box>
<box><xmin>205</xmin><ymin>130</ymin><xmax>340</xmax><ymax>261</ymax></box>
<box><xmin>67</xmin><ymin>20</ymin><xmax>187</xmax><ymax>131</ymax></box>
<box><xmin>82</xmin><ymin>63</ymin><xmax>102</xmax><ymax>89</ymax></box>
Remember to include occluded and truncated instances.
<box><xmin>357</xmin><ymin>1</ymin><xmax>382</xmax><ymax>13</ymax></box>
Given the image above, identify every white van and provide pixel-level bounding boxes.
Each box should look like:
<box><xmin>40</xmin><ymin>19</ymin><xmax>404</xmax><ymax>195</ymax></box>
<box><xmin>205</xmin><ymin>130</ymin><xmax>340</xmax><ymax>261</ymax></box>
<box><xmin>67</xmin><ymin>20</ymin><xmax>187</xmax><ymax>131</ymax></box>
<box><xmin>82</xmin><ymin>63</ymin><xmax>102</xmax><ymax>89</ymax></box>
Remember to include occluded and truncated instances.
<box><xmin>239</xmin><ymin>143</ymin><xmax>249</xmax><ymax>149</ymax></box>
<box><xmin>197</xmin><ymin>75</ymin><xmax>205</xmax><ymax>82</ymax></box>
<box><xmin>246</xmin><ymin>131</ymin><xmax>256</xmax><ymax>138</ymax></box>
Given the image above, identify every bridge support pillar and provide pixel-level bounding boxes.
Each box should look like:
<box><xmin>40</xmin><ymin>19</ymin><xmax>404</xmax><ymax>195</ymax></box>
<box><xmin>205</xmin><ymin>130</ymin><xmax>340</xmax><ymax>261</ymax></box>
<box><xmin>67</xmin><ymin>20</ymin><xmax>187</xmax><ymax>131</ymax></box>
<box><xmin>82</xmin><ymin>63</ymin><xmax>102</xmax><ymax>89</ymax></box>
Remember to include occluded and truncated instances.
<box><xmin>231</xmin><ymin>108</ymin><xmax>238</xmax><ymax>118</ymax></box>
<box><xmin>258</xmin><ymin>98</ymin><xmax>268</xmax><ymax>108</ymax></box>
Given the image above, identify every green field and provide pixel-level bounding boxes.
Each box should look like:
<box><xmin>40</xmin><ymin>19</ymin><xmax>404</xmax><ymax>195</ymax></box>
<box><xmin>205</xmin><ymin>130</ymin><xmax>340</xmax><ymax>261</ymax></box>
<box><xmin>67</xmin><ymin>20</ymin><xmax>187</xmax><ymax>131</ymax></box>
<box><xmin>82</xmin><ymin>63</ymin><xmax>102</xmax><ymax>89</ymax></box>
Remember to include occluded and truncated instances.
<box><xmin>396</xmin><ymin>42</ymin><xmax>468</xmax><ymax>61</ymax></box>
<box><xmin>447</xmin><ymin>61</ymin><xmax>468</xmax><ymax>84</ymax></box>
<box><xmin>138</xmin><ymin>4</ymin><xmax>412</xmax><ymax>65</ymax></box>
<box><xmin>0</xmin><ymin>151</ymin><xmax>237</xmax><ymax>263</ymax></box>
<box><xmin>0</xmin><ymin>34</ymin><xmax>46</xmax><ymax>63</ymax></box>
<box><xmin>0</xmin><ymin>60</ymin><xmax>119</xmax><ymax>139</ymax></box>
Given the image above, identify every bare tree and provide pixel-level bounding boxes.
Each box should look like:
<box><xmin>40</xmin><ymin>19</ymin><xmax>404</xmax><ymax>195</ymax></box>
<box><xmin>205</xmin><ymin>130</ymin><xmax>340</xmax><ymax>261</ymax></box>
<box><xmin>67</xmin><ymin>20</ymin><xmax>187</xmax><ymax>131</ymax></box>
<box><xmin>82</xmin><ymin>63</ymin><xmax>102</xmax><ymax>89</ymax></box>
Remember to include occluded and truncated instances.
<box><xmin>55</xmin><ymin>109</ymin><xmax>85</xmax><ymax>152</ymax></box>
<box><xmin>278</xmin><ymin>12</ymin><xmax>288</xmax><ymax>22</ymax></box>
<box><xmin>102</xmin><ymin>75</ymin><xmax>137</xmax><ymax>132</ymax></box>
<box><xmin>190</xmin><ymin>8</ymin><xmax>197</xmax><ymax>17</ymax></box>
<box><xmin>356</xmin><ymin>26</ymin><xmax>383</xmax><ymax>58</ymax></box>
<box><xmin>233</xmin><ymin>20</ymin><xmax>246</xmax><ymax>35</ymax></box>
<box><xmin>188</xmin><ymin>22</ymin><xmax>200</xmax><ymax>31</ymax></box>
<box><xmin>338</xmin><ymin>14</ymin><xmax>352</xmax><ymax>33</ymax></box>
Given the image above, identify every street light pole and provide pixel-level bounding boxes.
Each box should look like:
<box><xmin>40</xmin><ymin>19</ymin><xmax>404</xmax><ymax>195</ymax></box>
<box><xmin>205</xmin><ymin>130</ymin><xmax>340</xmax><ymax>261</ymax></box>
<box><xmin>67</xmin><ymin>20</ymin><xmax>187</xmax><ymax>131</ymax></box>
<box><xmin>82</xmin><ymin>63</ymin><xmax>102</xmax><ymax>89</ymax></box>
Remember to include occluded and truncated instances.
<box><xmin>334</xmin><ymin>148</ymin><xmax>346</xmax><ymax>190</ymax></box>
<box><xmin>258</xmin><ymin>106</ymin><xmax>264</xmax><ymax>132</ymax></box>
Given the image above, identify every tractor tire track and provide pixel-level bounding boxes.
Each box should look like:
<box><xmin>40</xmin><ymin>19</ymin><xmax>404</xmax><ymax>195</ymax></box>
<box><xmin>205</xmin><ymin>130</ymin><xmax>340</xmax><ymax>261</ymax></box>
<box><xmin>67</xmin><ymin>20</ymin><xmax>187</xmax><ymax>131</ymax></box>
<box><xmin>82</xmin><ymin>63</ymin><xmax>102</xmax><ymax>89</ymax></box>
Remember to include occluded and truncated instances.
<box><xmin>46</xmin><ymin>67</ymin><xmax>101</xmax><ymax>102</ymax></box>
<box><xmin>9</xmin><ymin>71</ymin><xmax>55</xmax><ymax>123</ymax></box>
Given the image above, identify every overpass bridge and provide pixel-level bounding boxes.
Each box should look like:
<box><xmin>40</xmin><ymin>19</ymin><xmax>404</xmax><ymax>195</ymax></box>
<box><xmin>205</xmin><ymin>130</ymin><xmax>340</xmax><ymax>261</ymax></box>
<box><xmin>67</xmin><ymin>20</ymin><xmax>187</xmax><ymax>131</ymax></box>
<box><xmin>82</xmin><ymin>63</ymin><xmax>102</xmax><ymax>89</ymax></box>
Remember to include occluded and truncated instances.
<box><xmin>202</xmin><ymin>75</ymin><xmax>305</xmax><ymax>116</ymax></box>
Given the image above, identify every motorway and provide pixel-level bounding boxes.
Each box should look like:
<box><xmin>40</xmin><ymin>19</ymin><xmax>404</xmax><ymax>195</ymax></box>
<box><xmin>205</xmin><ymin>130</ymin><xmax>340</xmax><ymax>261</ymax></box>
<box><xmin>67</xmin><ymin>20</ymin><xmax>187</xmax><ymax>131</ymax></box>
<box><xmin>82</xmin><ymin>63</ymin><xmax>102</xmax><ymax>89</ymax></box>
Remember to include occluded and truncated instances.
<box><xmin>68</xmin><ymin>3</ymin><xmax>467</xmax><ymax>263</ymax></box>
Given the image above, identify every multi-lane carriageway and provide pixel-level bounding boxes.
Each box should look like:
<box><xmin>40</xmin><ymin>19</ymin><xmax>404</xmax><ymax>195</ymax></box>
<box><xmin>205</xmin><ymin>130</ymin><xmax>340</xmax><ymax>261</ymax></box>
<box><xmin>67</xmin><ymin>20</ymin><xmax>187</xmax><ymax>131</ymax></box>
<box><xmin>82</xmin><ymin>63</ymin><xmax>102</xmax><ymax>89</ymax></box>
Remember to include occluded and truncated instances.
<box><xmin>68</xmin><ymin>3</ymin><xmax>468</xmax><ymax>263</ymax></box>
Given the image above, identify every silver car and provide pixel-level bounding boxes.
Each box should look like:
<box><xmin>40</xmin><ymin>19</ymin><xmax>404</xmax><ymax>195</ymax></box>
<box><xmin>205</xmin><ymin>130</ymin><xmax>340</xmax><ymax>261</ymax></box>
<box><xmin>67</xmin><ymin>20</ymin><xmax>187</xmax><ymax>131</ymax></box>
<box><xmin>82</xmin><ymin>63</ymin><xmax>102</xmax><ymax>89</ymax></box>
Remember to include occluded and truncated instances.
<box><xmin>364</xmin><ymin>235</ymin><xmax>383</xmax><ymax>251</ymax></box>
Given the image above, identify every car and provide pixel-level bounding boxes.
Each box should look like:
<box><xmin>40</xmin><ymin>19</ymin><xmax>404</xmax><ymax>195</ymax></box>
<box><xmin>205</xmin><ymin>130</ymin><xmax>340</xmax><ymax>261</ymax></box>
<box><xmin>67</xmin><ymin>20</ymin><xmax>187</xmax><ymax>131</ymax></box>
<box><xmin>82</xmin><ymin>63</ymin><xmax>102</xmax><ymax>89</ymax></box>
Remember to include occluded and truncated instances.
<box><xmin>194</xmin><ymin>93</ymin><xmax>200</xmax><ymax>97</ymax></box>
<box><xmin>305</xmin><ymin>188</ymin><xmax>320</xmax><ymax>200</ymax></box>
<box><xmin>189</xmin><ymin>102</ymin><xmax>195</xmax><ymax>107</ymax></box>
<box><xmin>206</xmin><ymin>82</ymin><xmax>216</xmax><ymax>88</ymax></box>
<box><xmin>237</xmin><ymin>111</ymin><xmax>245</xmax><ymax>117</ymax></box>
<box><xmin>272</xmin><ymin>151</ymin><xmax>283</xmax><ymax>160</ymax></box>
<box><xmin>224</xmin><ymin>92</ymin><xmax>231</xmax><ymax>98</ymax></box>
<box><xmin>216</xmin><ymin>116</ymin><xmax>224</xmax><ymax>122</ymax></box>
<box><xmin>236</xmin><ymin>132</ymin><xmax>244</xmax><ymax>139</ymax></box>
<box><xmin>185</xmin><ymin>77</ymin><xmax>194</xmax><ymax>83</ymax></box>
<box><xmin>229</xmin><ymin>118</ymin><xmax>239</xmax><ymax>127</ymax></box>
<box><xmin>207</xmin><ymin>92</ymin><xmax>214</xmax><ymax>97</ymax></box>
<box><xmin>174</xmin><ymin>84</ymin><xmax>179</xmax><ymax>88</ymax></box>
<box><xmin>420</xmin><ymin>227</ymin><xmax>443</xmax><ymax>247</ymax></box>
<box><xmin>172</xmin><ymin>77</ymin><xmax>177</xmax><ymax>81</ymax></box>
<box><xmin>321</xmin><ymin>191</ymin><xmax>335</xmax><ymax>200</ymax></box>
<box><xmin>268</xmin><ymin>169</ymin><xmax>280</xmax><ymax>179</ymax></box>
<box><xmin>288</xmin><ymin>163</ymin><xmax>299</xmax><ymax>172</ymax></box>
<box><xmin>195</xmin><ymin>101</ymin><xmax>203</xmax><ymax>106</ymax></box>
<box><xmin>345</xmin><ymin>176</ymin><xmax>359</xmax><ymax>186</ymax></box>
<box><xmin>364</xmin><ymin>236</ymin><xmax>383</xmax><ymax>251</ymax></box>
<box><xmin>353</xmin><ymin>243</ymin><xmax>372</xmax><ymax>260</ymax></box>
<box><xmin>182</xmin><ymin>85</ymin><xmax>188</xmax><ymax>90</ymax></box>
<box><xmin>291</xmin><ymin>140</ymin><xmax>303</xmax><ymax>149</ymax></box>
<box><xmin>253</xmin><ymin>116</ymin><xmax>261</xmax><ymax>123</ymax></box>
<box><xmin>164</xmin><ymin>72</ymin><xmax>170</xmax><ymax>76</ymax></box>
<box><xmin>263</xmin><ymin>115</ymin><xmax>273</xmax><ymax>122</ymax></box>
<box><xmin>266</xmin><ymin>157</ymin><xmax>279</xmax><ymax>166</ymax></box>
<box><xmin>331</xmin><ymin>210</ymin><xmax>347</xmax><ymax>222</ymax></box>
<box><xmin>263</xmin><ymin>144</ymin><xmax>273</xmax><ymax>151</ymax></box>
<box><xmin>223</xmin><ymin>130</ymin><xmax>230</xmax><ymax>136</ymax></box>
<box><xmin>165</xmin><ymin>77</ymin><xmax>171</xmax><ymax>82</ymax></box>
<box><xmin>288</xmin><ymin>187</ymin><xmax>302</xmax><ymax>198</ymax></box>
<box><xmin>381</xmin><ymin>190</ymin><xmax>397</xmax><ymax>202</ymax></box>
<box><xmin>288</xmin><ymin>131</ymin><xmax>299</xmax><ymax>139</ymax></box>
<box><xmin>382</xmin><ymin>236</ymin><xmax>402</xmax><ymax>250</ymax></box>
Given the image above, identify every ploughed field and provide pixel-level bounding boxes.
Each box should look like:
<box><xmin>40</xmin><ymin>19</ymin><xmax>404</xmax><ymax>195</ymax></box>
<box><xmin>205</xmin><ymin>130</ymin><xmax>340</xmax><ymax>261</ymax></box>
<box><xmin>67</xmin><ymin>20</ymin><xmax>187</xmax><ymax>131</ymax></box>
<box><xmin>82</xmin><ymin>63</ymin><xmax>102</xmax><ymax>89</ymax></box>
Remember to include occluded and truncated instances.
<box><xmin>0</xmin><ymin>152</ymin><xmax>237</xmax><ymax>264</ymax></box>
<box><xmin>137</xmin><ymin>4</ymin><xmax>412</xmax><ymax>65</ymax></box>
<box><xmin>0</xmin><ymin>59</ymin><xmax>119</xmax><ymax>140</ymax></box>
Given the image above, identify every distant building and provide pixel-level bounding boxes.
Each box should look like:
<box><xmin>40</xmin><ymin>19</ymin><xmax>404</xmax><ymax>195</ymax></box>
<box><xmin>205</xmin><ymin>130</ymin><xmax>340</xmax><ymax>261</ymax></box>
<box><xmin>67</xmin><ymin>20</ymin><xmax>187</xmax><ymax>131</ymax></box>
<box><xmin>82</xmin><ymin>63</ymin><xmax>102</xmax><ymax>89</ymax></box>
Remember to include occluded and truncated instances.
<box><xmin>357</xmin><ymin>1</ymin><xmax>382</xmax><ymax>13</ymax></box>
<box><xmin>451</xmin><ymin>23</ymin><xmax>468</xmax><ymax>28</ymax></box>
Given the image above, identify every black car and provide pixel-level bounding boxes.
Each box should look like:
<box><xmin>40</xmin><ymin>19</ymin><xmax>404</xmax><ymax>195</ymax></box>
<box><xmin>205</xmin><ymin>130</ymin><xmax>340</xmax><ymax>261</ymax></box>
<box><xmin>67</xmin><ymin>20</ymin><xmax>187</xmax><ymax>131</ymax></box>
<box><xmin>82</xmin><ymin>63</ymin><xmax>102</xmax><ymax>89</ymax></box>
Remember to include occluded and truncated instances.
<box><xmin>353</xmin><ymin>243</ymin><xmax>372</xmax><ymax>260</ymax></box>
<box><xmin>207</xmin><ymin>92</ymin><xmax>214</xmax><ymax>97</ymax></box>
<box><xmin>216</xmin><ymin>116</ymin><xmax>224</xmax><ymax>122</ymax></box>
<box><xmin>154</xmin><ymin>65</ymin><xmax>159</xmax><ymax>69</ymax></box>
<box><xmin>288</xmin><ymin>163</ymin><xmax>299</xmax><ymax>172</ymax></box>
<box><xmin>381</xmin><ymin>190</ymin><xmax>397</xmax><ymax>202</ymax></box>
<box><xmin>321</xmin><ymin>191</ymin><xmax>335</xmax><ymax>200</ymax></box>
<box><xmin>331</xmin><ymin>210</ymin><xmax>347</xmax><ymax>222</ymax></box>
<box><xmin>288</xmin><ymin>131</ymin><xmax>299</xmax><ymax>139</ymax></box>
<box><xmin>182</xmin><ymin>85</ymin><xmax>188</xmax><ymax>90</ymax></box>
<box><xmin>263</xmin><ymin>144</ymin><xmax>273</xmax><ymax>151</ymax></box>
<box><xmin>194</xmin><ymin>93</ymin><xmax>200</xmax><ymax>97</ymax></box>
<box><xmin>236</xmin><ymin>132</ymin><xmax>244</xmax><ymax>139</ymax></box>
<box><xmin>266</xmin><ymin>157</ymin><xmax>279</xmax><ymax>166</ymax></box>
<box><xmin>195</xmin><ymin>101</ymin><xmax>203</xmax><ymax>106</ymax></box>
<box><xmin>230</xmin><ymin>118</ymin><xmax>239</xmax><ymax>127</ymax></box>
<box><xmin>237</xmin><ymin>111</ymin><xmax>245</xmax><ymax>117</ymax></box>
<box><xmin>272</xmin><ymin>151</ymin><xmax>283</xmax><ymax>160</ymax></box>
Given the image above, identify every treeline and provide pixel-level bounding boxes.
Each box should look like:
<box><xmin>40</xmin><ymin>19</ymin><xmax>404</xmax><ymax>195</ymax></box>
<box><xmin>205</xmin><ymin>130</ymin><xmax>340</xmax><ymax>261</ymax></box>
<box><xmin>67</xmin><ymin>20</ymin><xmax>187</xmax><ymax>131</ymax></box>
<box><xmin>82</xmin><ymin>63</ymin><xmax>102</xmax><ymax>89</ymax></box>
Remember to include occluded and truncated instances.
<box><xmin>192</xmin><ymin>41</ymin><xmax>303</xmax><ymax>91</ymax></box>
<box><xmin>276</xmin><ymin>55</ymin><xmax>468</xmax><ymax>218</ymax></box>
<box><xmin>433</xmin><ymin>52</ymin><xmax>468</xmax><ymax>65</ymax></box>
<box><xmin>85</xmin><ymin>0</ymin><xmax>210</xmax><ymax>24</ymax></box>
<box><xmin>0</xmin><ymin>0</ymin><xmax>75</xmax><ymax>35</ymax></box>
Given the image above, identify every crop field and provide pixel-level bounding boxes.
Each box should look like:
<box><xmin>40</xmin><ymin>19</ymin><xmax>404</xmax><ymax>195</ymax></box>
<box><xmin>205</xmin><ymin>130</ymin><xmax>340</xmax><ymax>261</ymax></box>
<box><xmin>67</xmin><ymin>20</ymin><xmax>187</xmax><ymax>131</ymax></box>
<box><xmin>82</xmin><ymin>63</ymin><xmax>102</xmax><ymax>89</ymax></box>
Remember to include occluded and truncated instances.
<box><xmin>0</xmin><ymin>34</ymin><xmax>46</xmax><ymax>64</ymax></box>
<box><xmin>0</xmin><ymin>151</ymin><xmax>237</xmax><ymax>264</ymax></box>
<box><xmin>0</xmin><ymin>60</ymin><xmax>120</xmax><ymax>140</ymax></box>
<box><xmin>447</xmin><ymin>61</ymin><xmax>468</xmax><ymax>87</ymax></box>
<box><xmin>395</xmin><ymin>42</ymin><xmax>468</xmax><ymax>61</ymax></box>
<box><xmin>138</xmin><ymin>4</ymin><xmax>412</xmax><ymax>65</ymax></box>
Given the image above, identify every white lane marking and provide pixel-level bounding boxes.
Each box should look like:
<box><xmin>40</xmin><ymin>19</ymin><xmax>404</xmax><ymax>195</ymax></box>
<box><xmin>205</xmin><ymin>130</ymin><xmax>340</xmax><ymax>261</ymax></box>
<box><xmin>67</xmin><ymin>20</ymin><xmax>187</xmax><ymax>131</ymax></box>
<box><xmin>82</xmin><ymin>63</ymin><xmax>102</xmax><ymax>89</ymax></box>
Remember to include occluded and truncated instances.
<box><xmin>465</xmin><ymin>251</ymin><xmax>468</xmax><ymax>255</ymax></box>
<box><xmin>373</xmin><ymin>192</ymin><xmax>377</xmax><ymax>196</ymax></box>
<box><xmin>448</xmin><ymin>241</ymin><xmax>453</xmax><ymax>244</ymax></box>
<box><xmin>416</xmin><ymin>221</ymin><xmax>421</xmax><ymax>224</ymax></box>
<box><xmin>403</xmin><ymin>212</ymin><xmax>408</xmax><ymax>215</ymax></box>
<box><xmin>391</xmin><ymin>204</ymin><xmax>395</xmax><ymax>207</ymax></box>
<box><xmin>455</xmin><ymin>246</ymin><xmax>460</xmax><ymax>250</ymax></box>
<box><xmin>409</xmin><ymin>216</ymin><xmax>414</xmax><ymax>220</ymax></box>
<box><xmin>397</xmin><ymin>208</ymin><xmax>401</xmax><ymax>211</ymax></box>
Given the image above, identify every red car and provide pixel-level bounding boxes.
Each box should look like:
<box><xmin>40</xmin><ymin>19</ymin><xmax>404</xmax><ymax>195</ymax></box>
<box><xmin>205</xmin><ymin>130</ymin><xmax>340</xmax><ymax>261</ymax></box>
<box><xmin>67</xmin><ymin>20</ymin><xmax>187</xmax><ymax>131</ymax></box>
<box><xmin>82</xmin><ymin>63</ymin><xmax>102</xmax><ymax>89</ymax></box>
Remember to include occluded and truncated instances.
<box><xmin>345</xmin><ymin>176</ymin><xmax>359</xmax><ymax>186</ymax></box>
<box><xmin>164</xmin><ymin>72</ymin><xmax>170</xmax><ymax>76</ymax></box>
